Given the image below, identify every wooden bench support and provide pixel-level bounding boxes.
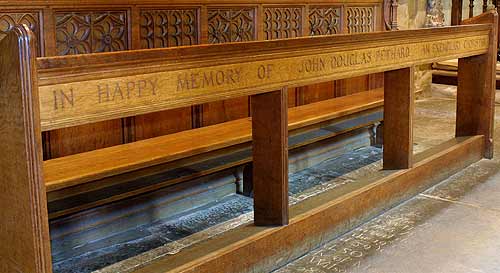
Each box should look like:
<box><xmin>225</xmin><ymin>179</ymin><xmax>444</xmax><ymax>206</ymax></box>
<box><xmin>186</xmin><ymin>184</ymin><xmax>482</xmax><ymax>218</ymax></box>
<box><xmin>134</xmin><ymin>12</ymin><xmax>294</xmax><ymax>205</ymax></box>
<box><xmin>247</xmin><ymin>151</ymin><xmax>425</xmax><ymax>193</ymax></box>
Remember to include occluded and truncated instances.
<box><xmin>0</xmin><ymin>26</ymin><xmax>52</xmax><ymax>273</ymax></box>
<box><xmin>457</xmin><ymin>11</ymin><xmax>499</xmax><ymax>159</ymax></box>
<box><xmin>457</xmin><ymin>55</ymin><xmax>494</xmax><ymax>158</ymax></box>
<box><xmin>383</xmin><ymin>67</ymin><xmax>415</xmax><ymax>169</ymax></box>
<box><xmin>251</xmin><ymin>89</ymin><xmax>289</xmax><ymax>226</ymax></box>
<box><xmin>133</xmin><ymin>136</ymin><xmax>484</xmax><ymax>273</ymax></box>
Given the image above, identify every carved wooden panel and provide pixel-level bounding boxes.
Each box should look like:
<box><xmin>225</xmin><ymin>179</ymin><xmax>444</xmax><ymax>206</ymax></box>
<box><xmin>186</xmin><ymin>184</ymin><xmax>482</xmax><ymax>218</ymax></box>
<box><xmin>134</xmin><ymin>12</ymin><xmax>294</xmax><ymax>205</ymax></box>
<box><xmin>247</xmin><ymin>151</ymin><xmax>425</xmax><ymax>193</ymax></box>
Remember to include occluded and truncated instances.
<box><xmin>264</xmin><ymin>7</ymin><xmax>302</xmax><ymax>40</ymax></box>
<box><xmin>208</xmin><ymin>8</ymin><xmax>255</xmax><ymax>43</ymax></box>
<box><xmin>0</xmin><ymin>12</ymin><xmax>40</xmax><ymax>54</ymax></box>
<box><xmin>346</xmin><ymin>7</ymin><xmax>375</xmax><ymax>33</ymax></box>
<box><xmin>55</xmin><ymin>11</ymin><xmax>128</xmax><ymax>55</ymax></box>
<box><xmin>309</xmin><ymin>7</ymin><xmax>341</xmax><ymax>36</ymax></box>
<box><xmin>137</xmin><ymin>9</ymin><xmax>198</xmax><ymax>140</ymax></box>
<box><xmin>140</xmin><ymin>9</ymin><xmax>198</xmax><ymax>49</ymax></box>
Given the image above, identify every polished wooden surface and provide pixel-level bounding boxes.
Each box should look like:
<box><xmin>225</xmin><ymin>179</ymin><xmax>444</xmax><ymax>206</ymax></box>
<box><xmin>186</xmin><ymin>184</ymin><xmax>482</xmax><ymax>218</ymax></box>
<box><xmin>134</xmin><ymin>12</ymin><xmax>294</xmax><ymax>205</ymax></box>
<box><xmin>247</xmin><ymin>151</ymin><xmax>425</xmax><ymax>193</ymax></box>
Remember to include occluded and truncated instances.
<box><xmin>252</xmin><ymin>89</ymin><xmax>289</xmax><ymax>226</ymax></box>
<box><xmin>44</xmin><ymin>90</ymin><xmax>383</xmax><ymax>194</ymax></box>
<box><xmin>383</xmin><ymin>67</ymin><xmax>414</xmax><ymax>169</ymax></box>
<box><xmin>0</xmin><ymin>26</ymin><xmax>52</xmax><ymax>273</ymax></box>
<box><xmin>458</xmin><ymin>11</ymin><xmax>498</xmax><ymax>158</ymax></box>
<box><xmin>0</xmin><ymin>0</ymin><xmax>387</xmax><ymax>158</ymax></box>
<box><xmin>36</xmin><ymin>25</ymin><xmax>489</xmax><ymax>130</ymax></box>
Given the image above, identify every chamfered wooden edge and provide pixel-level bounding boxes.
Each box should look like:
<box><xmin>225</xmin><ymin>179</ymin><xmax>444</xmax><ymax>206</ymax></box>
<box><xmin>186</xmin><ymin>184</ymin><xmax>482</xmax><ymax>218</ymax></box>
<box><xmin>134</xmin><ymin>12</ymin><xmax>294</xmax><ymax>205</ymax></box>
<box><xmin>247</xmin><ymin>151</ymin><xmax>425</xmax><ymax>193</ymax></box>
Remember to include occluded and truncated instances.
<box><xmin>131</xmin><ymin>136</ymin><xmax>484</xmax><ymax>273</ymax></box>
<box><xmin>0</xmin><ymin>25</ymin><xmax>52</xmax><ymax>273</ymax></box>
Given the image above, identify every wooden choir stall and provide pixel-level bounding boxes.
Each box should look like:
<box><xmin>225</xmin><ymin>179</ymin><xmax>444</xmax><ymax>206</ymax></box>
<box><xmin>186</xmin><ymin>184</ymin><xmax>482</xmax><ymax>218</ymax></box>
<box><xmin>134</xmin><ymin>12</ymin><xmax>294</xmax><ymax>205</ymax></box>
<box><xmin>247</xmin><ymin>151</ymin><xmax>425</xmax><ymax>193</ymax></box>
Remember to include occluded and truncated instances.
<box><xmin>0</xmin><ymin>0</ymin><xmax>498</xmax><ymax>272</ymax></box>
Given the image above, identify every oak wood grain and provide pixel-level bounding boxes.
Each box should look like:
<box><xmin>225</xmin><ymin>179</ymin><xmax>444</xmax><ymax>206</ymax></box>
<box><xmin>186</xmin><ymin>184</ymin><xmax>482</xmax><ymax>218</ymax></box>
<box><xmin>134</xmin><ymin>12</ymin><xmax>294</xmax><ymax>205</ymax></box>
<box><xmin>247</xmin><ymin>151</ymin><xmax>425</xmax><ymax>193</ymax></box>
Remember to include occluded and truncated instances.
<box><xmin>458</xmin><ymin>10</ymin><xmax>498</xmax><ymax>158</ymax></box>
<box><xmin>43</xmin><ymin>90</ymin><xmax>384</xmax><ymax>193</ymax></box>
<box><xmin>383</xmin><ymin>67</ymin><xmax>414</xmax><ymax>169</ymax></box>
<box><xmin>36</xmin><ymin>25</ymin><xmax>490</xmax><ymax>130</ymax></box>
<box><xmin>0</xmin><ymin>25</ymin><xmax>52</xmax><ymax>273</ymax></box>
<box><xmin>251</xmin><ymin>88</ymin><xmax>289</xmax><ymax>226</ymax></box>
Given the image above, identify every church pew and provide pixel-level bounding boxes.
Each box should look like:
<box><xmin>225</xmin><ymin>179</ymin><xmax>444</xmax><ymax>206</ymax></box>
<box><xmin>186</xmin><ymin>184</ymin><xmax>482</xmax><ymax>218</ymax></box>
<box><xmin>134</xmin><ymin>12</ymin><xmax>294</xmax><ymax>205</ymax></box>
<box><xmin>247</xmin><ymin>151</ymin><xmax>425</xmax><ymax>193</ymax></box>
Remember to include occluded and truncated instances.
<box><xmin>0</xmin><ymin>10</ymin><xmax>497</xmax><ymax>273</ymax></box>
<box><xmin>0</xmin><ymin>0</ymin><xmax>393</xmax><ymax>160</ymax></box>
<box><xmin>45</xmin><ymin>90</ymin><xmax>383</xmax><ymax>218</ymax></box>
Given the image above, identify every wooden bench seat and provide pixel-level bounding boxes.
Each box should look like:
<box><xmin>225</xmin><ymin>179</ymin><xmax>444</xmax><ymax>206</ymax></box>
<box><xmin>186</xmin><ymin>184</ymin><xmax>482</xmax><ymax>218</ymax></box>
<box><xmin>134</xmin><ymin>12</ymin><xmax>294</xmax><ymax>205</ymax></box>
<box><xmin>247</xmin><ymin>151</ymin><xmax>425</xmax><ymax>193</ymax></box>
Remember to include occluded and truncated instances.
<box><xmin>44</xmin><ymin>90</ymin><xmax>384</xmax><ymax>193</ymax></box>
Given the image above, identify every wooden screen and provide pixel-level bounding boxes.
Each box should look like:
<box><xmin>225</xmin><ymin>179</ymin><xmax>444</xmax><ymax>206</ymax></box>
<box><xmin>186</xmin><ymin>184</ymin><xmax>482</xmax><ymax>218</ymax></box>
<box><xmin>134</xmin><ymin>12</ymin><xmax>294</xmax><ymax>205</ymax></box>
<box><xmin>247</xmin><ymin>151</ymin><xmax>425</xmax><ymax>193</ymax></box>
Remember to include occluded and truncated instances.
<box><xmin>0</xmin><ymin>0</ymin><xmax>388</xmax><ymax>159</ymax></box>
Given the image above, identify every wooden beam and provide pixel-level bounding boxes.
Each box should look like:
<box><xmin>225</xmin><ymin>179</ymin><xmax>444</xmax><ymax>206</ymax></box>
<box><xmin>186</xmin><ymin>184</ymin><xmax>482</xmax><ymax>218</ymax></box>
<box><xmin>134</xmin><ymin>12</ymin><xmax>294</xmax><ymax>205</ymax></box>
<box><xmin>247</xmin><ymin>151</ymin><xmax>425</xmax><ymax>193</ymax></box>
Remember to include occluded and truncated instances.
<box><xmin>36</xmin><ymin>25</ymin><xmax>490</xmax><ymax>131</ymax></box>
<box><xmin>251</xmin><ymin>88</ymin><xmax>289</xmax><ymax>226</ymax></box>
<box><xmin>0</xmin><ymin>25</ymin><xmax>52</xmax><ymax>273</ymax></box>
<box><xmin>383</xmin><ymin>67</ymin><xmax>414</xmax><ymax>169</ymax></box>
<box><xmin>458</xmin><ymin>11</ymin><xmax>498</xmax><ymax>158</ymax></box>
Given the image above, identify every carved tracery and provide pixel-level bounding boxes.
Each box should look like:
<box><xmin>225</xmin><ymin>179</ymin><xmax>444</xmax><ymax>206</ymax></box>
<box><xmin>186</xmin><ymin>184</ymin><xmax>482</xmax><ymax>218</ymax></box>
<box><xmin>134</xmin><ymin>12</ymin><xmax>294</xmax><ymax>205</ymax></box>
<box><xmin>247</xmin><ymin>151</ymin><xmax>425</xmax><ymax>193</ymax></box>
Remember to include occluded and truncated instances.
<box><xmin>55</xmin><ymin>11</ymin><xmax>128</xmax><ymax>55</ymax></box>
<box><xmin>208</xmin><ymin>8</ymin><xmax>255</xmax><ymax>43</ymax></box>
<box><xmin>141</xmin><ymin>9</ymin><xmax>198</xmax><ymax>49</ymax></box>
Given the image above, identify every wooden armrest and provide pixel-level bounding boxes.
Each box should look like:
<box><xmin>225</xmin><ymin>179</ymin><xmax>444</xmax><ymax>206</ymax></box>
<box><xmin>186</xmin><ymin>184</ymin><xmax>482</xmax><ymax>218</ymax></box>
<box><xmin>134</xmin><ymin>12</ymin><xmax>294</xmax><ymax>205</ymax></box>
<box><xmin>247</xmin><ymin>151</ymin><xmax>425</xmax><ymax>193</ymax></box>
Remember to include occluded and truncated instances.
<box><xmin>44</xmin><ymin>89</ymin><xmax>384</xmax><ymax>192</ymax></box>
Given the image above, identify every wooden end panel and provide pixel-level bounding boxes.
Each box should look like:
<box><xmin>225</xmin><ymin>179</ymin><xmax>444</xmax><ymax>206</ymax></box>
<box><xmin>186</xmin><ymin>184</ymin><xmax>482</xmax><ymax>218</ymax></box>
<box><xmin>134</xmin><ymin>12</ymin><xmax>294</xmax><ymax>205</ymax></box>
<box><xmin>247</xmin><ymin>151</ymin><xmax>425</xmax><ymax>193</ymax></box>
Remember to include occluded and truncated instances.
<box><xmin>0</xmin><ymin>26</ymin><xmax>52</xmax><ymax>273</ymax></box>
<box><xmin>458</xmin><ymin>10</ymin><xmax>498</xmax><ymax>158</ymax></box>
<box><xmin>251</xmin><ymin>89</ymin><xmax>289</xmax><ymax>226</ymax></box>
<box><xmin>383</xmin><ymin>67</ymin><xmax>414</xmax><ymax>169</ymax></box>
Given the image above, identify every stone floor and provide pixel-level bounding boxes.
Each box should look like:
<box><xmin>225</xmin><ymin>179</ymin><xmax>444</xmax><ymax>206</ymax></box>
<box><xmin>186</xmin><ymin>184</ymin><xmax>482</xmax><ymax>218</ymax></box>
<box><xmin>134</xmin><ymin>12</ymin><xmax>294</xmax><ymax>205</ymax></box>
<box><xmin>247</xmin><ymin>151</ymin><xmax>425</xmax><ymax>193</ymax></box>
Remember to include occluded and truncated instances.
<box><xmin>276</xmin><ymin>97</ymin><xmax>500</xmax><ymax>273</ymax></box>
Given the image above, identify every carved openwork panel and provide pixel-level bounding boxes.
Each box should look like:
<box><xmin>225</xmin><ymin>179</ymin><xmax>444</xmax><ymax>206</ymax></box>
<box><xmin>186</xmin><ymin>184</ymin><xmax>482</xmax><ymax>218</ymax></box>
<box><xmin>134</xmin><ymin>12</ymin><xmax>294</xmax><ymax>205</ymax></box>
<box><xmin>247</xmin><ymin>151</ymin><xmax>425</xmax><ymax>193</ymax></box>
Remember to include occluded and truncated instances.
<box><xmin>346</xmin><ymin>7</ymin><xmax>375</xmax><ymax>33</ymax></box>
<box><xmin>208</xmin><ymin>8</ymin><xmax>255</xmax><ymax>44</ymax></box>
<box><xmin>263</xmin><ymin>7</ymin><xmax>302</xmax><ymax>40</ymax></box>
<box><xmin>55</xmin><ymin>11</ymin><xmax>128</xmax><ymax>55</ymax></box>
<box><xmin>0</xmin><ymin>12</ymin><xmax>40</xmax><ymax>53</ymax></box>
<box><xmin>141</xmin><ymin>9</ymin><xmax>198</xmax><ymax>49</ymax></box>
<box><xmin>309</xmin><ymin>7</ymin><xmax>341</xmax><ymax>36</ymax></box>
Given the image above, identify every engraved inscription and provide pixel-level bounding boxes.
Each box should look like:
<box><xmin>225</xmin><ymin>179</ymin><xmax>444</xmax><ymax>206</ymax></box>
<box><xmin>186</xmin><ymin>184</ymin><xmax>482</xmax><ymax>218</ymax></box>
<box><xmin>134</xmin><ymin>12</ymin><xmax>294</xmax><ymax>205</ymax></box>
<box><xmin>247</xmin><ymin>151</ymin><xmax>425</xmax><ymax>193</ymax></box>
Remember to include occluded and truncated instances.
<box><xmin>177</xmin><ymin>69</ymin><xmax>242</xmax><ymax>91</ymax></box>
<box><xmin>97</xmin><ymin>79</ymin><xmax>159</xmax><ymax>103</ymax></box>
<box><xmin>53</xmin><ymin>89</ymin><xmax>75</xmax><ymax>110</ymax></box>
<box><xmin>37</xmin><ymin>35</ymin><xmax>490</xmax><ymax>131</ymax></box>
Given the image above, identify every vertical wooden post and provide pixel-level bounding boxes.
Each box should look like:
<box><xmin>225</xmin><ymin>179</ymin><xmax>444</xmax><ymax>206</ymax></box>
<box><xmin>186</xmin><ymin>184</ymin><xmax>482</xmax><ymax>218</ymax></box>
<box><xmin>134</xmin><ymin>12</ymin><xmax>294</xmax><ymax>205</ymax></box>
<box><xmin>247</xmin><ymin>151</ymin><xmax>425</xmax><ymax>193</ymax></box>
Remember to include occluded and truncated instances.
<box><xmin>458</xmin><ymin>11</ymin><xmax>498</xmax><ymax>159</ymax></box>
<box><xmin>0</xmin><ymin>26</ymin><xmax>52</xmax><ymax>273</ymax></box>
<box><xmin>251</xmin><ymin>88</ymin><xmax>289</xmax><ymax>226</ymax></box>
<box><xmin>452</xmin><ymin>0</ymin><xmax>463</xmax><ymax>25</ymax></box>
<box><xmin>383</xmin><ymin>67</ymin><xmax>415</xmax><ymax>170</ymax></box>
<box><xmin>469</xmin><ymin>0</ymin><xmax>475</xmax><ymax>18</ymax></box>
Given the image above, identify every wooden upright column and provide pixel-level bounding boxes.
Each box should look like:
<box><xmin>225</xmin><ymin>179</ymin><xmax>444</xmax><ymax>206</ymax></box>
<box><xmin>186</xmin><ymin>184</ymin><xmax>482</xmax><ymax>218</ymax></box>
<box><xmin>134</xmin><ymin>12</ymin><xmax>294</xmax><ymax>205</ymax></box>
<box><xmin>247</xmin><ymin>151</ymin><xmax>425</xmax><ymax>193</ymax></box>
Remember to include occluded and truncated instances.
<box><xmin>251</xmin><ymin>89</ymin><xmax>289</xmax><ymax>226</ymax></box>
<box><xmin>458</xmin><ymin>11</ymin><xmax>498</xmax><ymax>159</ymax></box>
<box><xmin>383</xmin><ymin>67</ymin><xmax>415</xmax><ymax>170</ymax></box>
<box><xmin>0</xmin><ymin>26</ymin><xmax>52</xmax><ymax>273</ymax></box>
<box><xmin>452</xmin><ymin>0</ymin><xmax>463</xmax><ymax>25</ymax></box>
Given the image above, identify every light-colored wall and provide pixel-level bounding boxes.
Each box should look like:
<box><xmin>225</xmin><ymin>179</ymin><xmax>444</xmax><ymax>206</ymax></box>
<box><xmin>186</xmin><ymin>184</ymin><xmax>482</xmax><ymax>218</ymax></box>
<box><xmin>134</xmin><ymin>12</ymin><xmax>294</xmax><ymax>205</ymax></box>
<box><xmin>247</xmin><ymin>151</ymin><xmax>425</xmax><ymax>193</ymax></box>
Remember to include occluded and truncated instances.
<box><xmin>398</xmin><ymin>0</ymin><xmax>429</xmax><ymax>29</ymax></box>
<box><xmin>442</xmin><ymin>0</ymin><xmax>491</xmax><ymax>25</ymax></box>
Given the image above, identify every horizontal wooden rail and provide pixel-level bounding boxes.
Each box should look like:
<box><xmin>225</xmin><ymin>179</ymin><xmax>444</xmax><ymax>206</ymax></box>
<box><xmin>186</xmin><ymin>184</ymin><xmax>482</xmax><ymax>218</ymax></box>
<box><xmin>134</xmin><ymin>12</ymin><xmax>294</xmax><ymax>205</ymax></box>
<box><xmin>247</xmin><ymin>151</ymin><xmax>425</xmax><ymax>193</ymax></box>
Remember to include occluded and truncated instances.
<box><xmin>37</xmin><ymin>24</ymin><xmax>491</xmax><ymax>130</ymax></box>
